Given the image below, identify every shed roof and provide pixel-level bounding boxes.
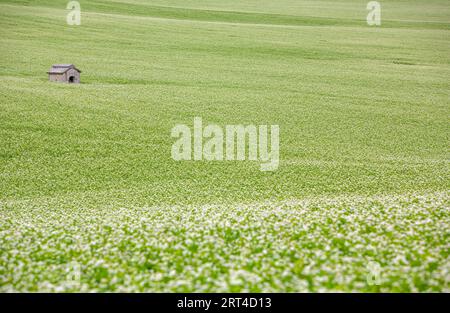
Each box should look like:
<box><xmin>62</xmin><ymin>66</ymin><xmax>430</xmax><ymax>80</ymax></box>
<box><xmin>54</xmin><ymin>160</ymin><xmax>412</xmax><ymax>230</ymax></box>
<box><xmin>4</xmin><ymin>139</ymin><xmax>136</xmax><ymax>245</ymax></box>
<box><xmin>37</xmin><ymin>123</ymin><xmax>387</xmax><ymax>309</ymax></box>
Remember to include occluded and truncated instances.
<box><xmin>47</xmin><ymin>64</ymin><xmax>81</xmax><ymax>74</ymax></box>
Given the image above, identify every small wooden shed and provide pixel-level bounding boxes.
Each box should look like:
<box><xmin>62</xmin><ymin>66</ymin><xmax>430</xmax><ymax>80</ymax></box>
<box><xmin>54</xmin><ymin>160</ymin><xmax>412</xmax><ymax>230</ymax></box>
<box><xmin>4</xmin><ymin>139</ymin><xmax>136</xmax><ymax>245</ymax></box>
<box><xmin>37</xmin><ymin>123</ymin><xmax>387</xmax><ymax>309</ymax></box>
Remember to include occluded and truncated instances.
<box><xmin>47</xmin><ymin>64</ymin><xmax>81</xmax><ymax>83</ymax></box>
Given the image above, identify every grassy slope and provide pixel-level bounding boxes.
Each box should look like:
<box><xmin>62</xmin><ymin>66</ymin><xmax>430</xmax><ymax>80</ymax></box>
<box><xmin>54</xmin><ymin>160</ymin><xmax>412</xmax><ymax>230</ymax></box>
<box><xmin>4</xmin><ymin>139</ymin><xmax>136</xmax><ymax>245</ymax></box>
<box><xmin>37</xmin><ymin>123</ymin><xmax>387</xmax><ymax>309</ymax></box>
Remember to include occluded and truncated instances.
<box><xmin>0</xmin><ymin>0</ymin><xmax>449</xmax><ymax>291</ymax></box>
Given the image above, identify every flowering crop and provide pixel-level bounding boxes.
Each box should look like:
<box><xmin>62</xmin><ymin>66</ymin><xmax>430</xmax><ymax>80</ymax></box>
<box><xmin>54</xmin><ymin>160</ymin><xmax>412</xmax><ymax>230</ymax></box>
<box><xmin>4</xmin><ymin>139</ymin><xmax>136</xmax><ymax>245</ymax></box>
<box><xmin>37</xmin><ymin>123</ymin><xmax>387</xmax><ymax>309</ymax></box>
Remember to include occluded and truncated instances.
<box><xmin>1</xmin><ymin>192</ymin><xmax>448</xmax><ymax>292</ymax></box>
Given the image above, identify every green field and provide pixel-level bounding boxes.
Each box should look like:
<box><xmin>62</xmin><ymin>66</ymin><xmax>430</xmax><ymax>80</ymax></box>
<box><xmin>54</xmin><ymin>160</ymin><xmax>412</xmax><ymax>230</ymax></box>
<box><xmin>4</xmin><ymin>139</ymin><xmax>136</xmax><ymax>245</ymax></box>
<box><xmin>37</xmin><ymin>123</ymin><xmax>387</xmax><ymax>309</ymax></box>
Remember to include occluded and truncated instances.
<box><xmin>0</xmin><ymin>0</ymin><xmax>449</xmax><ymax>292</ymax></box>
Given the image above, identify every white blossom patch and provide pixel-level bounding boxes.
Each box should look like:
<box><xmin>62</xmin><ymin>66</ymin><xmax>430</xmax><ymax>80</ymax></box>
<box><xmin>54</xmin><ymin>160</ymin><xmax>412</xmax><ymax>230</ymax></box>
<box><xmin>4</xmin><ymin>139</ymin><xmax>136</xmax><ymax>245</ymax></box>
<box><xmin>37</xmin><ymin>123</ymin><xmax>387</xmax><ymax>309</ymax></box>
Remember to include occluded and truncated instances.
<box><xmin>0</xmin><ymin>192</ymin><xmax>448</xmax><ymax>292</ymax></box>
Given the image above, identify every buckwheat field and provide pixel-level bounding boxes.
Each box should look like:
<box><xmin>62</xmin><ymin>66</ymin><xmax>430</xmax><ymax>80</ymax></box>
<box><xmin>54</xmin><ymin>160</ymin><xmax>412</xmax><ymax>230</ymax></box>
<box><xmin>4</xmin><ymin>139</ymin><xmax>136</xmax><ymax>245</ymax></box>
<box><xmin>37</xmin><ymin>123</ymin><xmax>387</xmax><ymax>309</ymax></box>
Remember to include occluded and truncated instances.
<box><xmin>0</xmin><ymin>0</ymin><xmax>449</xmax><ymax>292</ymax></box>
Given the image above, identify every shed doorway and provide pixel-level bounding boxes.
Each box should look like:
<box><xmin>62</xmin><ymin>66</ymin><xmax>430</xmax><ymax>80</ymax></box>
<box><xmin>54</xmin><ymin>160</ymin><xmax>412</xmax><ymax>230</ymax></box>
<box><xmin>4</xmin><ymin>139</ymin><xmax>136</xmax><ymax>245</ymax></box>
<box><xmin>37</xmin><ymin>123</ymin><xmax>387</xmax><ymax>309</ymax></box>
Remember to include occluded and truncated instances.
<box><xmin>68</xmin><ymin>76</ymin><xmax>75</xmax><ymax>83</ymax></box>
